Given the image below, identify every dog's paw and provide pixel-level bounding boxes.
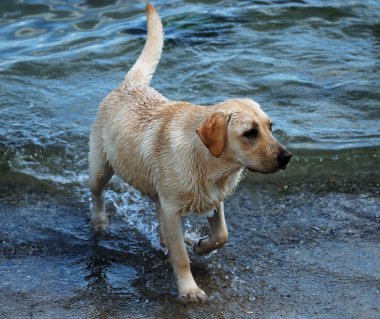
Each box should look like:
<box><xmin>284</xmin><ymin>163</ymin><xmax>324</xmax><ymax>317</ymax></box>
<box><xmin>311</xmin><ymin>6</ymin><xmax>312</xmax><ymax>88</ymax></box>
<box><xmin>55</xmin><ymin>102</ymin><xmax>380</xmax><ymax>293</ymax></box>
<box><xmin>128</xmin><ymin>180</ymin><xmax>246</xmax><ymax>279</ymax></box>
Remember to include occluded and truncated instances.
<box><xmin>193</xmin><ymin>236</ymin><xmax>209</xmax><ymax>256</ymax></box>
<box><xmin>178</xmin><ymin>287</ymin><xmax>207</xmax><ymax>303</ymax></box>
<box><xmin>91</xmin><ymin>215</ymin><xmax>109</xmax><ymax>231</ymax></box>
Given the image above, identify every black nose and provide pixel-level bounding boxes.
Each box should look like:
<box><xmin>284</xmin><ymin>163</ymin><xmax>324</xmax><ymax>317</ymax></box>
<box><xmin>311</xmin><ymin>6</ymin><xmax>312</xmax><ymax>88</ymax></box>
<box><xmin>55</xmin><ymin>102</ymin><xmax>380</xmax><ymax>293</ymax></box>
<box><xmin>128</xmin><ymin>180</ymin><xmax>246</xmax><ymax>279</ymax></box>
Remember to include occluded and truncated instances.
<box><xmin>277</xmin><ymin>150</ymin><xmax>292</xmax><ymax>168</ymax></box>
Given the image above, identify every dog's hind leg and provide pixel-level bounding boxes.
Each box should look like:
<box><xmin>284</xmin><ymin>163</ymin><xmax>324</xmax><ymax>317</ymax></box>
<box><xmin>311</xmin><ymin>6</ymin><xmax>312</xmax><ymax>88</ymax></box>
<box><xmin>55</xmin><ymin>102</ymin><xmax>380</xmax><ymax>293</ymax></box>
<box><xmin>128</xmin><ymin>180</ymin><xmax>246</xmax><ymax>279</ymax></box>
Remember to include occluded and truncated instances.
<box><xmin>156</xmin><ymin>205</ymin><xmax>167</xmax><ymax>247</ymax></box>
<box><xmin>89</xmin><ymin>148</ymin><xmax>114</xmax><ymax>230</ymax></box>
<box><xmin>193</xmin><ymin>201</ymin><xmax>228</xmax><ymax>256</ymax></box>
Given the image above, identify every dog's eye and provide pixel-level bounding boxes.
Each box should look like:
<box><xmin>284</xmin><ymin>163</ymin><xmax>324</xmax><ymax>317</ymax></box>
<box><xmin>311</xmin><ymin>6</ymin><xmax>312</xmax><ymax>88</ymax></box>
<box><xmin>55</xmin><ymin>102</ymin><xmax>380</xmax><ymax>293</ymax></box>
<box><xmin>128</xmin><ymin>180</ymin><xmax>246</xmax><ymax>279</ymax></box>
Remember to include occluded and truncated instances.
<box><xmin>243</xmin><ymin>128</ymin><xmax>259</xmax><ymax>139</ymax></box>
<box><xmin>269</xmin><ymin>123</ymin><xmax>273</xmax><ymax>131</ymax></box>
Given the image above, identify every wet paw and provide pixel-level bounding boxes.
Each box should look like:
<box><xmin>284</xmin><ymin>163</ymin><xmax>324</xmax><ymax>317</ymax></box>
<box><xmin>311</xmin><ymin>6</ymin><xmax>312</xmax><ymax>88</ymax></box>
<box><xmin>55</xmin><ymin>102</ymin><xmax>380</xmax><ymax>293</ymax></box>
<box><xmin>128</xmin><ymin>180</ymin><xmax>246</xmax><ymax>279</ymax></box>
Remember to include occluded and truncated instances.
<box><xmin>91</xmin><ymin>215</ymin><xmax>109</xmax><ymax>231</ymax></box>
<box><xmin>193</xmin><ymin>236</ymin><xmax>209</xmax><ymax>256</ymax></box>
<box><xmin>178</xmin><ymin>287</ymin><xmax>207</xmax><ymax>303</ymax></box>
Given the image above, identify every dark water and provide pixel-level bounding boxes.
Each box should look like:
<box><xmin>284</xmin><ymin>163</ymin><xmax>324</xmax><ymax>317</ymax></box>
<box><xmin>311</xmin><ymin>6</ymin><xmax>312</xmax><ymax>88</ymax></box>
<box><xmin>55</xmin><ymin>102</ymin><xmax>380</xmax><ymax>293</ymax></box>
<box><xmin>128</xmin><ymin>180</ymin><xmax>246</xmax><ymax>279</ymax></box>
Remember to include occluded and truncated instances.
<box><xmin>0</xmin><ymin>0</ymin><xmax>379</xmax><ymax>318</ymax></box>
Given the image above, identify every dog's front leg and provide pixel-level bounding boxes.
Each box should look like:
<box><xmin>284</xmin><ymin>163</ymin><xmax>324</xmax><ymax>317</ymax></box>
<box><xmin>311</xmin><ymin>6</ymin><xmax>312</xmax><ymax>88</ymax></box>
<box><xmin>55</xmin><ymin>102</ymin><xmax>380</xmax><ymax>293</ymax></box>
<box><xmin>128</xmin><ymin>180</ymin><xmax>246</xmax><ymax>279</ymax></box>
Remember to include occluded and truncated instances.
<box><xmin>160</xmin><ymin>200</ymin><xmax>207</xmax><ymax>303</ymax></box>
<box><xmin>193</xmin><ymin>201</ymin><xmax>228</xmax><ymax>256</ymax></box>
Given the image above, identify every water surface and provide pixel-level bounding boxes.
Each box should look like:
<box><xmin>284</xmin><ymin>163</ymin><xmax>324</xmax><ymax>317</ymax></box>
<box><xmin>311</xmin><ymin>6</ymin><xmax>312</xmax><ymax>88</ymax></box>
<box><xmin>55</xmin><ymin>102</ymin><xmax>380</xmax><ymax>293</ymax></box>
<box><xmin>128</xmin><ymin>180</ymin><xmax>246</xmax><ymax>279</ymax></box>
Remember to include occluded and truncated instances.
<box><xmin>0</xmin><ymin>0</ymin><xmax>379</xmax><ymax>318</ymax></box>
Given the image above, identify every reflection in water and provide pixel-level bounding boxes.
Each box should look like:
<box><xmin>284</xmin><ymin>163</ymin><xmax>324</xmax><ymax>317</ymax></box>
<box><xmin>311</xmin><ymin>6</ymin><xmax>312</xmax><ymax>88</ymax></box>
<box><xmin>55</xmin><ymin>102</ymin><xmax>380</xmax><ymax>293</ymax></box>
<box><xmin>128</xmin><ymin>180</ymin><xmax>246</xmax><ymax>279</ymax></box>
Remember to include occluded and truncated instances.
<box><xmin>85</xmin><ymin>240</ymin><xmax>114</xmax><ymax>319</ymax></box>
<box><xmin>85</xmin><ymin>242</ymin><xmax>112</xmax><ymax>295</ymax></box>
<box><xmin>78</xmin><ymin>234</ymin><xmax>141</xmax><ymax>319</ymax></box>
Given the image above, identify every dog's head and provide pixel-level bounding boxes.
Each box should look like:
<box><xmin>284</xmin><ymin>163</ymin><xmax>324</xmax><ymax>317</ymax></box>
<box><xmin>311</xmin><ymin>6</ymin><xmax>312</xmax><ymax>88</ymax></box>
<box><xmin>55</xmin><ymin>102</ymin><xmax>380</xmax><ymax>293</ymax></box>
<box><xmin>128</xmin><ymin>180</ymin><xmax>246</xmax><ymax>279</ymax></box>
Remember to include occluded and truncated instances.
<box><xmin>196</xmin><ymin>98</ymin><xmax>291</xmax><ymax>174</ymax></box>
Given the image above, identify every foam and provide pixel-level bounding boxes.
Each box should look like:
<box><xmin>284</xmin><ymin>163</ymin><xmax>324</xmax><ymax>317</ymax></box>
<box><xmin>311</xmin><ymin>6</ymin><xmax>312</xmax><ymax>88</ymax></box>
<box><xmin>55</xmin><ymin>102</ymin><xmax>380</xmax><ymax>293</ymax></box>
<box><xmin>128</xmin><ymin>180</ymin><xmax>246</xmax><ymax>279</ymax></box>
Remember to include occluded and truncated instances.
<box><xmin>105</xmin><ymin>185</ymin><xmax>164</xmax><ymax>252</ymax></box>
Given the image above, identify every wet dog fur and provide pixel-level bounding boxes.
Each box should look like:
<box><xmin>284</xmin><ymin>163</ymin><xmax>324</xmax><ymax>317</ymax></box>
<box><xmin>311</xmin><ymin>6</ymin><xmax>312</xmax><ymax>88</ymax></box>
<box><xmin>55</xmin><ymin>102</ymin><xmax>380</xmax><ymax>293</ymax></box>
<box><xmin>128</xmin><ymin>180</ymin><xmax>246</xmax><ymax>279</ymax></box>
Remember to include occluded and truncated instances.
<box><xmin>89</xmin><ymin>2</ymin><xmax>291</xmax><ymax>303</ymax></box>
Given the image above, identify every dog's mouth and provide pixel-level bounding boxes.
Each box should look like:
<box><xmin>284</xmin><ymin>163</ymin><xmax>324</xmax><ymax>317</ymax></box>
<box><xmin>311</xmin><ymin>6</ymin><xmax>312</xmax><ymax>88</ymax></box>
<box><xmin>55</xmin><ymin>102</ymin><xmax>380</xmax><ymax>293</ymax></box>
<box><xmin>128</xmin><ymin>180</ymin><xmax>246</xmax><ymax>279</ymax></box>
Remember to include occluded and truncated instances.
<box><xmin>246</xmin><ymin>167</ymin><xmax>277</xmax><ymax>174</ymax></box>
<box><xmin>245</xmin><ymin>165</ymin><xmax>286</xmax><ymax>174</ymax></box>
<box><xmin>245</xmin><ymin>150</ymin><xmax>292</xmax><ymax>174</ymax></box>
<box><xmin>245</xmin><ymin>167</ymin><xmax>258</xmax><ymax>173</ymax></box>
<box><xmin>279</xmin><ymin>162</ymin><xmax>289</xmax><ymax>170</ymax></box>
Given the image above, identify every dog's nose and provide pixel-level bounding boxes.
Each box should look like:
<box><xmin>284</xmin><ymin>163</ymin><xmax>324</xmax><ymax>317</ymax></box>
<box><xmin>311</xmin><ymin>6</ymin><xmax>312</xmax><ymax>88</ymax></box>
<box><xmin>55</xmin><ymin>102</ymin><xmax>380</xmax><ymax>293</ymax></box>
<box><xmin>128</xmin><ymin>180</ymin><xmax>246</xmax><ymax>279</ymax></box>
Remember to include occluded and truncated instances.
<box><xmin>277</xmin><ymin>149</ymin><xmax>292</xmax><ymax>168</ymax></box>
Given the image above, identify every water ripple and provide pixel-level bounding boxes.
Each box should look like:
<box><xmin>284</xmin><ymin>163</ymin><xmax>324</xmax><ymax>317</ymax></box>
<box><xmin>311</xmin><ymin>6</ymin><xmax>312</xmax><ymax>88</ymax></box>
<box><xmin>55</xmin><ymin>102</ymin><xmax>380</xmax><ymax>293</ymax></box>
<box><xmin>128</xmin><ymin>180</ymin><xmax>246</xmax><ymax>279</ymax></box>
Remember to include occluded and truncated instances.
<box><xmin>1</xmin><ymin>0</ymin><xmax>380</xmax><ymax>181</ymax></box>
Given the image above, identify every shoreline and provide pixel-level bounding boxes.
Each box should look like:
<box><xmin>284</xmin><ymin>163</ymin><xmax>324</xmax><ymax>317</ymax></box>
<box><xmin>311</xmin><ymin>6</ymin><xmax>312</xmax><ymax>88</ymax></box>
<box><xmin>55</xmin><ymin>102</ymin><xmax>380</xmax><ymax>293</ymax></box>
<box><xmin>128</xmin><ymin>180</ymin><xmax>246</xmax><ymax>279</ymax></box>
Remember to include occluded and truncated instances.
<box><xmin>1</xmin><ymin>171</ymin><xmax>379</xmax><ymax>319</ymax></box>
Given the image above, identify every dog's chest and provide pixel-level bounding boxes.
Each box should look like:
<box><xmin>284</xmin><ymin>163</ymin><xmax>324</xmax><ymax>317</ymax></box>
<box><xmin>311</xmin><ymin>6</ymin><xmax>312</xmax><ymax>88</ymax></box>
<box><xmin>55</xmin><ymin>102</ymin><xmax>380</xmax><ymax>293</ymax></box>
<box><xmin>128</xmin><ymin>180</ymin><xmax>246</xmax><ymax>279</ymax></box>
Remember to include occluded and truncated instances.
<box><xmin>188</xmin><ymin>169</ymin><xmax>242</xmax><ymax>214</ymax></box>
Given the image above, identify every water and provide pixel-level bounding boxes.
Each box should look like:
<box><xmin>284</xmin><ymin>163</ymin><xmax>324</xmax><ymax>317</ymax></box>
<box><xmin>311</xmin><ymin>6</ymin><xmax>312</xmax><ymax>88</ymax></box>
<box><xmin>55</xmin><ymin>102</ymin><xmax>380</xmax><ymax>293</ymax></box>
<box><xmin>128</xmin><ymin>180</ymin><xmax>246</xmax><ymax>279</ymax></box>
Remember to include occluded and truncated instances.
<box><xmin>0</xmin><ymin>0</ymin><xmax>379</xmax><ymax>318</ymax></box>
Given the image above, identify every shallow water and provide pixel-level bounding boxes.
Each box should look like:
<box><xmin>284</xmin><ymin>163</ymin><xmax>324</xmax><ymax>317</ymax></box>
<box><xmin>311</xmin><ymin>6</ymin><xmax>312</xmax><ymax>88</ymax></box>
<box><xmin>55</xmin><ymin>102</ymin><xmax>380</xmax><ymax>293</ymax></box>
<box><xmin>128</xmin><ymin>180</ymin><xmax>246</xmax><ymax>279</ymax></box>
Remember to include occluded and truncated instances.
<box><xmin>1</xmin><ymin>0</ymin><xmax>380</xmax><ymax>318</ymax></box>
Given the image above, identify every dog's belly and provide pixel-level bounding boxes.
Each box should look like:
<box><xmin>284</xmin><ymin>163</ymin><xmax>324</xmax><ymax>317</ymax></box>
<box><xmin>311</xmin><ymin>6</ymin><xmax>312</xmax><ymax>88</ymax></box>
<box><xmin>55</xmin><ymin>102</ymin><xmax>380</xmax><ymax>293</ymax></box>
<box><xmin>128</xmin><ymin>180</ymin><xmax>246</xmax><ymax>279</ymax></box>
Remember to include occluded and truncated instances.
<box><xmin>103</xmin><ymin>127</ymin><xmax>159</xmax><ymax>200</ymax></box>
<box><xmin>109</xmin><ymin>148</ymin><xmax>158</xmax><ymax>200</ymax></box>
<box><xmin>120</xmin><ymin>171</ymin><xmax>157</xmax><ymax>200</ymax></box>
<box><xmin>111</xmin><ymin>166</ymin><xmax>157</xmax><ymax>203</ymax></box>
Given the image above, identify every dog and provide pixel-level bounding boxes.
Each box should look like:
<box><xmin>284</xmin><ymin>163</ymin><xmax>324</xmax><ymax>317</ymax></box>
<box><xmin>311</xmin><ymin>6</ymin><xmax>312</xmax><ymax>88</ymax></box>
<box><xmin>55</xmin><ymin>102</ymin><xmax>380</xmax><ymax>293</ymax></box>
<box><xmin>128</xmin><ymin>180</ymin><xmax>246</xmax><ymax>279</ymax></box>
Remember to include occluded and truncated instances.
<box><xmin>89</xmin><ymin>2</ymin><xmax>291</xmax><ymax>303</ymax></box>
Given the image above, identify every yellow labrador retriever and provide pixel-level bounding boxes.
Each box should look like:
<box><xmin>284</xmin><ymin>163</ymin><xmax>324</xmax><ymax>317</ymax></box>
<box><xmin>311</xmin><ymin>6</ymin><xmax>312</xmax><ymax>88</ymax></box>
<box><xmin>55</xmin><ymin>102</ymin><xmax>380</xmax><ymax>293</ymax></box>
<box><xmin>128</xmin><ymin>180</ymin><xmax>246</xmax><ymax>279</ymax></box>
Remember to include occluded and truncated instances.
<box><xmin>89</xmin><ymin>2</ymin><xmax>291</xmax><ymax>303</ymax></box>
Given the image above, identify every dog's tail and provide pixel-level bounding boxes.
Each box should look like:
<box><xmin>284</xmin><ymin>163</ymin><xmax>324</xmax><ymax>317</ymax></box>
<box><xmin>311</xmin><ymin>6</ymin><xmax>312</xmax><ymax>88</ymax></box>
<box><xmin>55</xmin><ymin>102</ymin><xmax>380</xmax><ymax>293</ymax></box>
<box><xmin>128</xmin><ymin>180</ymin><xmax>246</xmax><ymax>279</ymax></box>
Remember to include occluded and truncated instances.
<box><xmin>124</xmin><ymin>2</ymin><xmax>164</xmax><ymax>85</ymax></box>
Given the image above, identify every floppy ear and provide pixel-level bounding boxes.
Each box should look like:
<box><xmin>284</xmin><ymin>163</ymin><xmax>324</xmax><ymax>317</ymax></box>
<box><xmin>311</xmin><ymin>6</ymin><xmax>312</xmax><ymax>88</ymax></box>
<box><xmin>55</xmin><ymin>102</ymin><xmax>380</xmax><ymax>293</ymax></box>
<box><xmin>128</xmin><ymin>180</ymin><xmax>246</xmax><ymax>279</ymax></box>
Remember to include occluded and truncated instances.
<box><xmin>196</xmin><ymin>112</ymin><xmax>231</xmax><ymax>157</ymax></box>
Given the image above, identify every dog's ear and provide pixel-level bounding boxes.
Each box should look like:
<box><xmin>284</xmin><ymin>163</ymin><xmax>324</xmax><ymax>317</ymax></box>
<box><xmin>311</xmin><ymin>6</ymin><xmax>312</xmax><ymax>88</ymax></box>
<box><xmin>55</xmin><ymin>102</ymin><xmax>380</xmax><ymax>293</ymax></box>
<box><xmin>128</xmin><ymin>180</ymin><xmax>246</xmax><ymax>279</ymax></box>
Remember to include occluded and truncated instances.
<box><xmin>196</xmin><ymin>112</ymin><xmax>231</xmax><ymax>157</ymax></box>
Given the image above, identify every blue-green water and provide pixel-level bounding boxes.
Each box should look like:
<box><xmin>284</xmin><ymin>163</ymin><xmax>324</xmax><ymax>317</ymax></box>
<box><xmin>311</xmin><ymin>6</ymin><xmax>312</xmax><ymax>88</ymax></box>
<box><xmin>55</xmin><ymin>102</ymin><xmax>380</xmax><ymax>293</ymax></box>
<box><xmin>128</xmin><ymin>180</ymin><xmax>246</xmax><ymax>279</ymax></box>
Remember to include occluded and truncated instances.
<box><xmin>1</xmin><ymin>0</ymin><xmax>379</xmax><ymax>183</ymax></box>
<box><xmin>1</xmin><ymin>1</ymin><xmax>379</xmax><ymax>318</ymax></box>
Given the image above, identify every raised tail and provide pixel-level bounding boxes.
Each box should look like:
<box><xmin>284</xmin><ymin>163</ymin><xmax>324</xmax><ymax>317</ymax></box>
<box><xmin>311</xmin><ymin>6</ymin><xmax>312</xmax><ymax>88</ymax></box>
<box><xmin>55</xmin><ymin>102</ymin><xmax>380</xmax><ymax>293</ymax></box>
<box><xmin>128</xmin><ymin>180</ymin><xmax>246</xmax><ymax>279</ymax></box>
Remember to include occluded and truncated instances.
<box><xmin>124</xmin><ymin>2</ymin><xmax>164</xmax><ymax>85</ymax></box>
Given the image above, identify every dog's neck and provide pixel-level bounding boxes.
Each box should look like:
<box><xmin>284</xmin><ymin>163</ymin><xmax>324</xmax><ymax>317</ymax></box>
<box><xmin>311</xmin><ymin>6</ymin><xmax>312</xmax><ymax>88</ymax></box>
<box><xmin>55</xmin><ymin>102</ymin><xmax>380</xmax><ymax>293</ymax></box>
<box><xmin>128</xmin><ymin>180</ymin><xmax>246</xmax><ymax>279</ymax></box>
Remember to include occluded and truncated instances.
<box><xmin>206</xmin><ymin>156</ymin><xmax>241</xmax><ymax>182</ymax></box>
<box><xmin>191</xmin><ymin>134</ymin><xmax>243</xmax><ymax>199</ymax></box>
